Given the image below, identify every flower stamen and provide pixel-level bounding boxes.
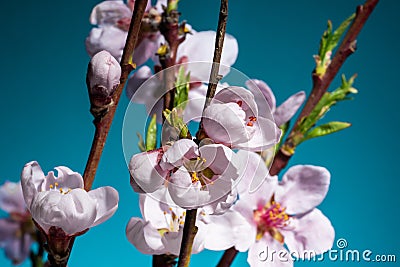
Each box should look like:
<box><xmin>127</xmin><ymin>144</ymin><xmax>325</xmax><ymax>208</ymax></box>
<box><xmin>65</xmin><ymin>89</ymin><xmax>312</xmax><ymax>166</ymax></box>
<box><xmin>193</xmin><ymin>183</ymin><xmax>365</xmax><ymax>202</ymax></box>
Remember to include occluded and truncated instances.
<box><xmin>253</xmin><ymin>199</ymin><xmax>290</xmax><ymax>243</ymax></box>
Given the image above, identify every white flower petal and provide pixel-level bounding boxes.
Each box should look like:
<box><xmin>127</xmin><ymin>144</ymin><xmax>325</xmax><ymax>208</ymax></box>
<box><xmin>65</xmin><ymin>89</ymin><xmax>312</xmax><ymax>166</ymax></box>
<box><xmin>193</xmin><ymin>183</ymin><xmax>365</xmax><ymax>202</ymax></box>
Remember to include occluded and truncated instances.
<box><xmin>142</xmin><ymin>193</ymin><xmax>183</xmax><ymax>230</ymax></box>
<box><xmin>4</xmin><ymin>233</ymin><xmax>32</xmax><ymax>264</ymax></box>
<box><xmin>248</xmin><ymin>235</ymin><xmax>293</xmax><ymax>267</ymax></box>
<box><xmin>160</xmin><ymin>139</ymin><xmax>198</xmax><ymax>170</ymax></box>
<box><xmin>126</xmin><ymin>217</ymin><xmax>159</xmax><ymax>254</ymax></box>
<box><xmin>45</xmin><ymin>166</ymin><xmax>84</xmax><ymax>191</ymax></box>
<box><xmin>129</xmin><ymin>149</ymin><xmax>167</xmax><ymax>193</ymax></box>
<box><xmin>0</xmin><ymin>219</ymin><xmax>19</xmax><ymax>244</ymax></box>
<box><xmin>235</xmin><ymin>150</ymin><xmax>270</xmax><ymax>195</ymax></box>
<box><xmin>184</xmin><ymin>84</ymin><xmax>208</xmax><ymax>122</ymax></box>
<box><xmin>234</xmin><ymin>176</ymin><xmax>277</xmax><ymax>226</ymax></box>
<box><xmin>143</xmin><ymin>220</ymin><xmax>165</xmax><ymax>253</ymax></box>
<box><xmin>126</xmin><ymin>65</ymin><xmax>154</xmax><ymax>101</ymax></box>
<box><xmin>199</xmin><ymin>144</ymin><xmax>238</xmax><ymax>179</ymax></box>
<box><xmin>0</xmin><ymin>181</ymin><xmax>26</xmax><ymax>214</ymax></box>
<box><xmin>20</xmin><ymin>161</ymin><xmax>46</xmax><ymax>209</ymax></box>
<box><xmin>205</xmin><ymin>210</ymin><xmax>251</xmax><ymax>251</ymax></box>
<box><xmin>275</xmin><ymin>165</ymin><xmax>330</xmax><ymax>215</ymax></box>
<box><xmin>274</xmin><ymin>91</ymin><xmax>306</xmax><ymax>126</ymax></box>
<box><xmin>161</xmin><ymin>230</ymin><xmax>182</xmax><ymax>255</ymax></box>
<box><xmin>88</xmin><ymin>186</ymin><xmax>119</xmax><ymax>227</ymax></box>
<box><xmin>203</xmin><ymin>103</ymin><xmax>249</xmax><ymax>146</ymax></box>
<box><xmin>213</xmin><ymin>86</ymin><xmax>258</xmax><ymax>117</ymax></box>
<box><xmin>177</xmin><ymin>31</ymin><xmax>238</xmax><ymax>81</ymax></box>
<box><xmin>192</xmin><ymin>220</ymin><xmax>206</xmax><ymax>254</ymax></box>
<box><xmin>246</xmin><ymin>79</ymin><xmax>276</xmax><ymax>114</ymax></box>
<box><xmin>235</xmin><ymin>117</ymin><xmax>281</xmax><ymax>152</ymax></box>
<box><xmin>86</xmin><ymin>26</ymin><xmax>127</xmax><ymax>62</ymax></box>
<box><xmin>30</xmin><ymin>190</ymin><xmax>97</xmax><ymax>235</ymax></box>
<box><xmin>89</xmin><ymin>0</ymin><xmax>131</xmax><ymax>26</ymax></box>
<box><xmin>283</xmin><ymin>209</ymin><xmax>335</xmax><ymax>259</ymax></box>
<box><xmin>133</xmin><ymin>34</ymin><xmax>163</xmax><ymax>67</ymax></box>
<box><xmin>168</xmin><ymin>168</ymin><xmax>209</xmax><ymax>209</ymax></box>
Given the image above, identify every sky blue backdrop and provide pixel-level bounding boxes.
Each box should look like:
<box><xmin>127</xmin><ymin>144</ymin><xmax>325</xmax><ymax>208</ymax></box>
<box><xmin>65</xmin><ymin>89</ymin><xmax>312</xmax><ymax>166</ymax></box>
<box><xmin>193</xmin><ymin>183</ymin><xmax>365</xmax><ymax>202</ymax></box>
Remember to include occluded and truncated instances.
<box><xmin>0</xmin><ymin>0</ymin><xmax>398</xmax><ymax>266</ymax></box>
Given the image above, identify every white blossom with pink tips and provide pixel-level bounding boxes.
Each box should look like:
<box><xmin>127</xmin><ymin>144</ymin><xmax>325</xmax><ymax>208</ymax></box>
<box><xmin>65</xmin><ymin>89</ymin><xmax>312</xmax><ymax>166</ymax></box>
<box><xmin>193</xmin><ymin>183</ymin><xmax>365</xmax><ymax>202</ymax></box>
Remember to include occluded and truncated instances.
<box><xmin>196</xmin><ymin>151</ymin><xmax>335</xmax><ymax>266</ymax></box>
<box><xmin>86</xmin><ymin>0</ymin><xmax>163</xmax><ymax>64</ymax></box>
<box><xmin>126</xmin><ymin>193</ymin><xmax>206</xmax><ymax>255</ymax></box>
<box><xmin>20</xmin><ymin>161</ymin><xmax>119</xmax><ymax>236</ymax></box>
<box><xmin>203</xmin><ymin>86</ymin><xmax>281</xmax><ymax>152</ymax></box>
<box><xmin>129</xmin><ymin>139</ymin><xmax>240</xmax><ymax>212</ymax></box>
<box><xmin>224</xmin><ymin>150</ymin><xmax>335</xmax><ymax>267</ymax></box>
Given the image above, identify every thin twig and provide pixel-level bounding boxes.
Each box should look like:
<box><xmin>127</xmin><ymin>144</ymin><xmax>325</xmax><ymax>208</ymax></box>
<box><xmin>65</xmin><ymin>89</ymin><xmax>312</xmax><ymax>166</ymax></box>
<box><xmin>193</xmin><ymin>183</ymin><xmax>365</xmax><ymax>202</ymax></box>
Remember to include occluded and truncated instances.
<box><xmin>269</xmin><ymin>0</ymin><xmax>379</xmax><ymax>176</ymax></box>
<box><xmin>216</xmin><ymin>247</ymin><xmax>238</xmax><ymax>267</ymax></box>
<box><xmin>197</xmin><ymin>0</ymin><xmax>228</xmax><ymax>140</ymax></box>
<box><xmin>83</xmin><ymin>0</ymin><xmax>147</xmax><ymax>191</ymax></box>
<box><xmin>217</xmin><ymin>0</ymin><xmax>379</xmax><ymax>266</ymax></box>
<box><xmin>203</xmin><ymin>0</ymin><xmax>228</xmax><ymax>108</ymax></box>
<box><xmin>176</xmin><ymin>1</ymin><xmax>230</xmax><ymax>266</ymax></box>
<box><xmin>159</xmin><ymin>0</ymin><xmax>182</xmax><ymax>115</ymax></box>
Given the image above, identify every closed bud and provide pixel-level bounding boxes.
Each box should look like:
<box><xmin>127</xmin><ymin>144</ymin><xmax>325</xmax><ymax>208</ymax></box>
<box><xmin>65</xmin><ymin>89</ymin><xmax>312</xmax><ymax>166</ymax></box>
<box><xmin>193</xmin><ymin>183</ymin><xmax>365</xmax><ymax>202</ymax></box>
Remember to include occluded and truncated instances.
<box><xmin>86</xmin><ymin>50</ymin><xmax>121</xmax><ymax>109</ymax></box>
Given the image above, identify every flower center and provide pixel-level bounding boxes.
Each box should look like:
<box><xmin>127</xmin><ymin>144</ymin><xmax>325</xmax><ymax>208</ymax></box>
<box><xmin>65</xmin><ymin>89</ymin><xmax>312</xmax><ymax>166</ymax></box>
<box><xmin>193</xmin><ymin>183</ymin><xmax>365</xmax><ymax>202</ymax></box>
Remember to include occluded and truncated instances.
<box><xmin>246</xmin><ymin>116</ymin><xmax>257</xmax><ymax>127</ymax></box>
<box><xmin>184</xmin><ymin>157</ymin><xmax>215</xmax><ymax>189</ymax></box>
<box><xmin>158</xmin><ymin>207</ymin><xmax>186</xmax><ymax>236</ymax></box>
<box><xmin>253</xmin><ymin>199</ymin><xmax>290</xmax><ymax>243</ymax></box>
<box><xmin>49</xmin><ymin>182</ymin><xmax>71</xmax><ymax>195</ymax></box>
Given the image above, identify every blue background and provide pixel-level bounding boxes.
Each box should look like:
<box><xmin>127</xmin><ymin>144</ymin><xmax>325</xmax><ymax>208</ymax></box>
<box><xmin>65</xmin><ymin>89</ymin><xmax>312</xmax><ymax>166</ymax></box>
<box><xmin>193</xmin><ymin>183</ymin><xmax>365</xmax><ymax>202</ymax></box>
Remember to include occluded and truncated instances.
<box><xmin>0</xmin><ymin>0</ymin><xmax>398</xmax><ymax>266</ymax></box>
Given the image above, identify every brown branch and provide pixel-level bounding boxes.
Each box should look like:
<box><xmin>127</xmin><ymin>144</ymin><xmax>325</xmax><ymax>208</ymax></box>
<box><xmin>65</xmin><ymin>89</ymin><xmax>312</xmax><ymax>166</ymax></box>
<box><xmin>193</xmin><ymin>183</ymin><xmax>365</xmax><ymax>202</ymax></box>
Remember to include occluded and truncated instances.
<box><xmin>152</xmin><ymin>254</ymin><xmax>177</xmax><ymax>267</ymax></box>
<box><xmin>83</xmin><ymin>0</ymin><xmax>147</xmax><ymax>191</ymax></box>
<box><xmin>177</xmin><ymin>209</ymin><xmax>198</xmax><ymax>267</ymax></box>
<box><xmin>217</xmin><ymin>247</ymin><xmax>238</xmax><ymax>267</ymax></box>
<box><xmin>269</xmin><ymin>0</ymin><xmax>379</xmax><ymax>176</ymax></box>
<box><xmin>197</xmin><ymin>0</ymin><xmax>228</xmax><ymax>140</ymax></box>
<box><xmin>218</xmin><ymin>0</ymin><xmax>379</xmax><ymax>265</ymax></box>
<box><xmin>176</xmin><ymin>1</ymin><xmax>229</xmax><ymax>266</ymax></box>
<box><xmin>203</xmin><ymin>0</ymin><xmax>228</xmax><ymax>108</ymax></box>
<box><xmin>159</xmin><ymin>1</ymin><xmax>181</xmax><ymax>115</ymax></box>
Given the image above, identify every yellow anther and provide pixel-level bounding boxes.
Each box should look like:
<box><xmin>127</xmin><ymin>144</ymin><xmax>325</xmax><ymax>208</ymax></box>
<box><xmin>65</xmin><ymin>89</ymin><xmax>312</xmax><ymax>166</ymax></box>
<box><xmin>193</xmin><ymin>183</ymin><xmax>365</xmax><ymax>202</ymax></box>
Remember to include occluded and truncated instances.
<box><xmin>49</xmin><ymin>184</ymin><xmax>54</xmax><ymax>189</ymax></box>
<box><xmin>183</xmin><ymin>25</ymin><xmax>191</xmax><ymax>33</ymax></box>
<box><xmin>156</xmin><ymin>44</ymin><xmax>168</xmax><ymax>56</ymax></box>
<box><xmin>59</xmin><ymin>188</ymin><xmax>63</xmax><ymax>193</ymax></box>
<box><xmin>191</xmin><ymin>172</ymin><xmax>199</xmax><ymax>183</ymax></box>
<box><xmin>183</xmin><ymin>211</ymin><xmax>186</xmax><ymax>216</ymax></box>
<box><xmin>54</xmin><ymin>182</ymin><xmax>59</xmax><ymax>186</ymax></box>
<box><xmin>169</xmin><ymin>207</ymin><xmax>173</xmax><ymax>211</ymax></box>
<box><xmin>164</xmin><ymin>211</ymin><xmax>167</xmax><ymax>215</ymax></box>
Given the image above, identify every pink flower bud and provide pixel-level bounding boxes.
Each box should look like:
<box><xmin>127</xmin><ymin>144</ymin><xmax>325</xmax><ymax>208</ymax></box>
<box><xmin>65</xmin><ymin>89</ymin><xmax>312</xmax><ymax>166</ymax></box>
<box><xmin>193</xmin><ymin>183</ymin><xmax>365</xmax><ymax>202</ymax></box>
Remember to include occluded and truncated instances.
<box><xmin>87</xmin><ymin>50</ymin><xmax>121</xmax><ymax>107</ymax></box>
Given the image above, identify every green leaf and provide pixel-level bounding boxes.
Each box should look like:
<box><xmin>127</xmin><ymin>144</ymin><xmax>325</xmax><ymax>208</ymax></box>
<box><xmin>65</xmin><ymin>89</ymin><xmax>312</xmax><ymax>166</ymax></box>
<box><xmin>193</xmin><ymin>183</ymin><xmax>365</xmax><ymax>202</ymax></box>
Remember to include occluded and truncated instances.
<box><xmin>302</xmin><ymin>121</ymin><xmax>351</xmax><ymax>142</ymax></box>
<box><xmin>145</xmin><ymin>114</ymin><xmax>157</xmax><ymax>151</ymax></box>
<box><xmin>136</xmin><ymin>132</ymin><xmax>146</xmax><ymax>152</ymax></box>
<box><xmin>174</xmin><ymin>66</ymin><xmax>190</xmax><ymax>109</ymax></box>
<box><xmin>167</xmin><ymin>0</ymin><xmax>179</xmax><ymax>13</ymax></box>
<box><xmin>274</xmin><ymin>121</ymin><xmax>290</xmax><ymax>154</ymax></box>
<box><xmin>316</xmin><ymin>13</ymin><xmax>355</xmax><ymax>76</ymax></box>
<box><xmin>298</xmin><ymin>74</ymin><xmax>357</xmax><ymax>134</ymax></box>
<box><xmin>163</xmin><ymin>108</ymin><xmax>190</xmax><ymax>139</ymax></box>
